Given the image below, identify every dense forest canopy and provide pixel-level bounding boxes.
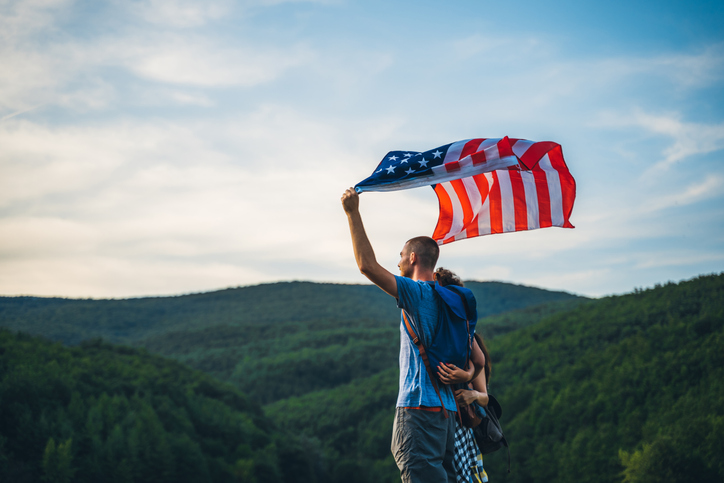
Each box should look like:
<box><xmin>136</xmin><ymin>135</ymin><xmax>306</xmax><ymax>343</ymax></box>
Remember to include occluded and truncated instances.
<box><xmin>267</xmin><ymin>274</ymin><xmax>724</xmax><ymax>482</ymax></box>
<box><xmin>0</xmin><ymin>281</ymin><xmax>583</xmax><ymax>404</ymax></box>
<box><xmin>1</xmin><ymin>274</ymin><xmax>722</xmax><ymax>482</ymax></box>
<box><xmin>0</xmin><ymin>280</ymin><xmax>582</xmax><ymax>346</ymax></box>
<box><xmin>0</xmin><ymin>330</ymin><xmax>324</xmax><ymax>482</ymax></box>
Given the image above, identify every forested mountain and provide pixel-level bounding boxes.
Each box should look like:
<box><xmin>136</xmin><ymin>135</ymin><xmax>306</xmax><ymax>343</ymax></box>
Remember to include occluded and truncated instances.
<box><xmin>0</xmin><ymin>330</ymin><xmax>322</xmax><ymax>483</ymax></box>
<box><xmin>267</xmin><ymin>274</ymin><xmax>724</xmax><ymax>483</ymax></box>
<box><xmin>3</xmin><ymin>275</ymin><xmax>720</xmax><ymax>482</ymax></box>
<box><xmin>0</xmin><ymin>281</ymin><xmax>581</xmax><ymax>347</ymax></box>
<box><xmin>0</xmin><ymin>281</ymin><xmax>583</xmax><ymax>403</ymax></box>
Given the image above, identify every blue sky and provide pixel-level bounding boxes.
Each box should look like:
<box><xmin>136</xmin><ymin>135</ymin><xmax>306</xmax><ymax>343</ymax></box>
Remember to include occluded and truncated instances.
<box><xmin>1</xmin><ymin>0</ymin><xmax>723</xmax><ymax>298</ymax></box>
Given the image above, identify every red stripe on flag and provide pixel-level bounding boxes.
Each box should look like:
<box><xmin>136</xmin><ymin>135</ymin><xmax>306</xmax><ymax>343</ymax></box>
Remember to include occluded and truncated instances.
<box><xmin>445</xmin><ymin>161</ymin><xmax>461</xmax><ymax>172</ymax></box>
<box><xmin>497</xmin><ymin>136</ymin><xmax>514</xmax><ymax>158</ymax></box>
<box><xmin>489</xmin><ymin>172</ymin><xmax>503</xmax><ymax>234</ymax></box>
<box><xmin>433</xmin><ymin>184</ymin><xmax>455</xmax><ymax>241</ymax></box>
<box><xmin>533</xmin><ymin>168</ymin><xmax>552</xmax><ymax>228</ymax></box>
<box><xmin>451</xmin><ymin>178</ymin><xmax>474</xmax><ymax>230</ymax></box>
<box><xmin>516</xmin><ymin>141</ymin><xmax>559</xmax><ymax>170</ymax></box>
<box><xmin>470</xmin><ymin>151</ymin><xmax>487</xmax><ymax>165</ymax></box>
<box><xmin>467</xmin><ymin>175</ymin><xmax>490</xmax><ymax>239</ymax></box>
<box><xmin>460</xmin><ymin>139</ymin><xmax>484</xmax><ymax>159</ymax></box>
<box><xmin>508</xmin><ymin>169</ymin><xmax>529</xmax><ymax>231</ymax></box>
<box><xmin>463</xmin><ymin>138</ymin><xmax>488</xmax><ymax>166</ymax></box>
<box><xmin>547</xmin><ymin>145</ymin><xmax>576</xmax><ymax>228</ymax></box>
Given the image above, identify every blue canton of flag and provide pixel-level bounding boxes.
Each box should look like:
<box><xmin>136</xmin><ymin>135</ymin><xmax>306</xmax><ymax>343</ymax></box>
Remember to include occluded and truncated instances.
<box><xmin>354</xmin><ymin>145</ymin><xmax>452</xmax><ymax>193</ymax></box>
<box><xmin>354</xmin><ymin>137</ymin><xmax>519</xmax><ymax>194</ymax></box>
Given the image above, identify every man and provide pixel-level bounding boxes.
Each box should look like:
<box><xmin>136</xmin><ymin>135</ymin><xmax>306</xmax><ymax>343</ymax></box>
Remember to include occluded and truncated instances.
<box><xmin>341</xmin><ymin>187</ymin><xmax>461</xmax><ymax>483</ymax></box>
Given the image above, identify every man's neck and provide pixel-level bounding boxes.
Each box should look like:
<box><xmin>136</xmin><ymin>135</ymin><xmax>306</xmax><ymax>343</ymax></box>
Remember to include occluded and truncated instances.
<box><xmin>411</xmin><ymin>269</ymin><xmax>435</xmax><ymax>282</ymax></box>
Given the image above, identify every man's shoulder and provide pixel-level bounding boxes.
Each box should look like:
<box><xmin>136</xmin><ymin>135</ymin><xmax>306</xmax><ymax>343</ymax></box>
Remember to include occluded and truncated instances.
<box><xmin>395</xmin><ymin>276</ymin><xmax>438</xmax><ymax>311</ymax></box>
<box><xmin>395</xmin><ymin>276</ymin><xmax>436</xmax><ymax>295</ymax></box>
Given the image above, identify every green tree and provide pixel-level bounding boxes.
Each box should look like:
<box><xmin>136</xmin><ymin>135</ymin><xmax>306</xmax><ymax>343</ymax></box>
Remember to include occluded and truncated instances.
<box><xmin>41</xmin><ymin>438</ymin><xmax>74</xmax><ymax>483</ymax></box>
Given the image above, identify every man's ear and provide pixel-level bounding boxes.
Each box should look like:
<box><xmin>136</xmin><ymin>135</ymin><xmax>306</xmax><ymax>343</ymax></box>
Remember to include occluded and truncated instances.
<box><xmin>409</xmin><ymin>252</ymin><xmax>417</xmax><ymax>265</ymax></box>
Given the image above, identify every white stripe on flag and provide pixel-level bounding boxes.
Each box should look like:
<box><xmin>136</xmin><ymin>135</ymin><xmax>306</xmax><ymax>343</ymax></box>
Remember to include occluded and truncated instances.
<box><xmin>483</xmin><ymin>141</ymin><xmax>500</xmax><ymax>163</ymax></box>
<box><xmin>477</xmin><ymin>174</ymin><xmax>493</xmax><ymax>236</ymax></box>
<box><xmin>440</xmin><ymin>182</ymin><xmax>465</xmax><ymax>241</ymax></box>
<box><xmin>521</xmin><ymin>171</ymin><xmax>539</xmax><ymax>230</ymax></box>
<box><xmin>444</xmin><ymin>140</ymin><xmax>470</xmax><ymax>164</ymax></box>
<box><xmin>511</xmin><ymin>139</ymin><xmax>535</xmax><ymax>158</ymax></box>
<box><xmin>453</xmin><ymin>177</ymin><xmax>484</xmax><ymax>241</ymax></box>
<box><xmin>496</xmin><ymin>171</ymin><xmax>516</xmax><ymax>232</ymax></box>
<box><xmin>479</xmin><ymin>138</ymin><xmax>500</xmax><ymax>150</ymax></box>
<box><xmin>463</xmin><ymin>177</ymin><xmax>483</xmax><ymax>214</ymax></box>
<box><xmin>538</xmin><ymin>154</ymin><xmax>564</xmax><ymax>226</ymax></box>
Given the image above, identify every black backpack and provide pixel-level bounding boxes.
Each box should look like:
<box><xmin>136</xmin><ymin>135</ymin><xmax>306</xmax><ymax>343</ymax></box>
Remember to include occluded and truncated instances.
<box><xmin>471</xmin><ymin>394</ymin><xmax>510</xmax><ymax>472</ymax></box>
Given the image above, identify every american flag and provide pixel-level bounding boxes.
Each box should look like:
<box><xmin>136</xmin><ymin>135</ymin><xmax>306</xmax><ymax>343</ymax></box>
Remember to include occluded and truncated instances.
<box><xmin>355</xmin><ymin>137</ymin><xmax>576</xmax><ymax>245</ymax></box>
<box><xmin>354</xmin><ymin>137</ymin><xmax>519</xmax><ymax>193</ymax></box>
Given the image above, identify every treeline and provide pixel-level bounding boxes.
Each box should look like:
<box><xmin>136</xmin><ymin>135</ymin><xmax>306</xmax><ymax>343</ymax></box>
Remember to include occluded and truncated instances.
<box><xmin>266</xmin><ymin>274</ymin><xmax>724</xmax><ymax>483</ymax></box>
<box><xmin>142</xmin><ymin>299</ymin><xmax>584</xmax><ymax>405</ymax></box>
<box><xmin>486</xmin><ymin>274</ymin><xmax>724</xmax><ymax>482</ymax></box>
<box><xmin>10</xmin><ymin>274</ymin><xmax>719</xmax><ymax>482</ymax></box>
<box><xmin>0</xmin><ymin>281</ymin><xmax>582</xmax><ymax>347</ymax></box>
<box><xmin>0</xmin><ymin>281</ymin><xmax>582</xmax><ymax>405</ymax></box>
<box><xmin>0</xmin><ymin>331</ymin><xmax>323</xmax><ymax>483</ymax></box>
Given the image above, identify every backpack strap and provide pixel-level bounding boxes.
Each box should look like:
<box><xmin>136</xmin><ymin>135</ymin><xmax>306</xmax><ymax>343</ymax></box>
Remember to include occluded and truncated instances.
<box><xmin>442</xmin><ymin>284</ymin><xmax>475</xmax><ymax>366</ymax></box>
<box><xmin>402</xmin><ymin>310</ymin><xmax>450</xmax><ymax>420</ymax></box>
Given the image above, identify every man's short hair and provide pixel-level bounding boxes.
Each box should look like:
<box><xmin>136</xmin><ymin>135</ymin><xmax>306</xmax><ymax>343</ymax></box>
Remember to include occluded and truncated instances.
<box><xmin>405</xmin><ymin>236</ymin><xmax>440</xmax><ymax>270</ymax></box>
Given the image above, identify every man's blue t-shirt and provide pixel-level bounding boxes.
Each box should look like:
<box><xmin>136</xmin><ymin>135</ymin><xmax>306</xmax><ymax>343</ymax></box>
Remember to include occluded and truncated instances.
<box><xmin>395</xmin><ymin>275</ymin><xmax>457</xmax><ymax>412</ymax></box>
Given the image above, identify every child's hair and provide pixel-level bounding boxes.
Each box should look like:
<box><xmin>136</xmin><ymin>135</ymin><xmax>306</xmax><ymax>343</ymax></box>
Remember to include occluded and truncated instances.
<box><xmin>434</xmin><ymin>267</ymin><xmax>463</xmax><ymax>287</ymax></box>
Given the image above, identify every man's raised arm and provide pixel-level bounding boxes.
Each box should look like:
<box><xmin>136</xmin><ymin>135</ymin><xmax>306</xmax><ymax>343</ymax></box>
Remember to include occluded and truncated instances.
<box><xmin>341</xmin><ymin>188</ymin><xmax>398</xmax><ymax>298</ymax></box>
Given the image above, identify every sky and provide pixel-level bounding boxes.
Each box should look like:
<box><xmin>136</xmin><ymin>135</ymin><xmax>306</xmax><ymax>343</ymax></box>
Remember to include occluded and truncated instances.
<box><xmin>1</xmin><ymin>0</ymin><xmax>723</xmax><ymax>299</ymax></box>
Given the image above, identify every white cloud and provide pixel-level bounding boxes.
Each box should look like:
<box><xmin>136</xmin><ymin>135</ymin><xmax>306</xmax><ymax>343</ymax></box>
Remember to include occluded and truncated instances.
<box><xmin>124</xmin><ymin>0</ymin><xmax>338</xmax><ymax>28</ymax></box>
<box><xmin>0</xmin><ymin>255</ymin><xmax>270</xmax><ymax>298</ymax></box>
<box><xmin>650</xmin><ymin>43</ymin><xmax>724</xmax><ymax>89</ymax></box>
<box><xmin>165</xmin><ymin>90</ymin><xmax>215</xmax><ymax>106</ymax></box>
<box><xmin>0</xmin><ymin>0</ymin><xmax>72</xmax><ymax>43</ymax></box>
<box><xmin>0</xmin><ymin>107</ymin><xmax>398</xmax><ymax>296</ymax></box>
<box><xmin>122</xmin><ymin>37</ymin><xmax>314</xmax><ymax>87</ymax></box>
<box><xmin>634</xmin><ymin>251</ymin><xmax>724</xmax><ymax>270</ymax></box>
<box><xmin>0</xmin><ymin>1</ymin><xmax>316</xmax><ymax>114</ymax></box>
<box><xmin>590</xmin><ymin>109</ymin><xmax>724</xmax><ymax>171</ymax></box>
<box><xmin>634</xmin><ymin>112</ymin><xmax>724</xmax><ymax>169</ymax></box>
<box><xmin>642</xmin><ymin>174</ymin><xmax>724</xmax><ymax>213</ymax></box>
<box><xmin>0</xmin><ymin>216</ymin><xmax>100</xmax><ymax>258</ymax></box>
<box><xmin>124</xmin><ymin>0</ymin><xmax>233</xmax><ymax>27</ymax></box>
<box><xmin>0</xmin><ymin>47</ymin><xmax>62</xmax><ymax>111</ymax></box>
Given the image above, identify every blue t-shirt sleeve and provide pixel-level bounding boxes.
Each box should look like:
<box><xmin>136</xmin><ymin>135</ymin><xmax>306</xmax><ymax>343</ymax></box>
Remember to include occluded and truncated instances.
<box><xmin>395</xmin><ymin>275</ymin><xmax>421</xmax><ymax>313</ymax></box>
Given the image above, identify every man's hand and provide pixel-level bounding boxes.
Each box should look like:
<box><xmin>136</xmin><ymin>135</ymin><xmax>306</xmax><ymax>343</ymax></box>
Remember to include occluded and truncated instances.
<box><xmin>342</xmin><ymin>187</ymin><xmax>397</xmax><ymax>298</ymax></box>
<box><xmin>341</xmin><ymin>187</ymin><xmax>359</xmax><ymax>214</ymax></box>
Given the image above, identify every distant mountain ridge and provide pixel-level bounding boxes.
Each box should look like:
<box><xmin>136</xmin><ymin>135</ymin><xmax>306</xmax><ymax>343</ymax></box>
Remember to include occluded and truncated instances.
<box><xmin>0</xmin><ymin>280</ymin><xmax>583</xmax><ymax>346</ymax></box>
<box><xmin>0</xmin><ymin>280</ymin><xmax>585</xmax><ymax>406</ymax></box>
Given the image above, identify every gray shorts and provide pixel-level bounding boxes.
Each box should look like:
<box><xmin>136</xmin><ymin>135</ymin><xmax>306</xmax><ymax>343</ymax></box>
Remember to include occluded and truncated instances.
<box><xmin>391</xmin><ymin>407</ymin><xmax>456</xmax><ymax>483</ymax></box>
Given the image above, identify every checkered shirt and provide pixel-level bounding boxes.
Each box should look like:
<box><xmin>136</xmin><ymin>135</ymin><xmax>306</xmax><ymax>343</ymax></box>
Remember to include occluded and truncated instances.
<box><xmin>453</xmin><ymin>422</ymin><xmax>478</xmax><ymax>483</ymax></box>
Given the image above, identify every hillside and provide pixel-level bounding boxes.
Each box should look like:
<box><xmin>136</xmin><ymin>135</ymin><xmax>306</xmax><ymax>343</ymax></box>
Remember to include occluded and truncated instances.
<box><xmin>1</xmin><ymin>274</ymin><xmax>721</xmax><ymax>482</ymax></box>
<box><xmin>266</xmin><ymin>274</ymin><xmax>724</xmax><ymax>483</ymax></box>
<box><xmin>0</xmin><ymin>281</ymin><xmax>581</xmax><ymax>346</ymax></box>
<box><xmin>0</xmin><ymin>280</ymin><xmax>583</xmax><ymax>403</ymax></box>
<box><xmin>0</xmin><ymin>330</ymin><xmax>322</xmax><ymax>483</ymax></box>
